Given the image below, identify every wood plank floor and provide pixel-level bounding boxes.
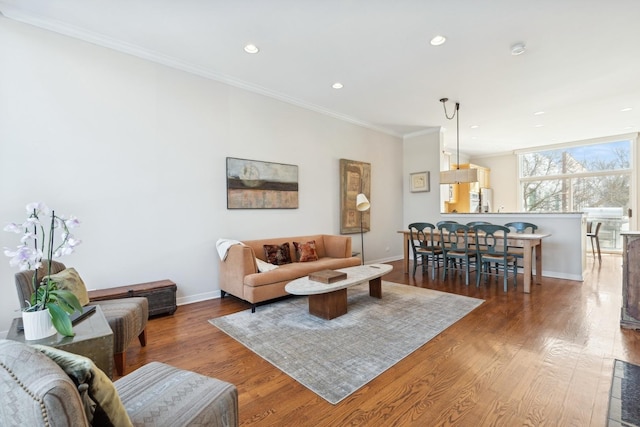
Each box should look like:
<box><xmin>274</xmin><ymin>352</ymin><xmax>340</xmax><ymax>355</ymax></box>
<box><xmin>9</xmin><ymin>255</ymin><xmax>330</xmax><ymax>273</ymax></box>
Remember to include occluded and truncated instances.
<box><xmin>121</xmin><ymin>254</ymin><xmax>640</xmax><ymax>426</ymax></box>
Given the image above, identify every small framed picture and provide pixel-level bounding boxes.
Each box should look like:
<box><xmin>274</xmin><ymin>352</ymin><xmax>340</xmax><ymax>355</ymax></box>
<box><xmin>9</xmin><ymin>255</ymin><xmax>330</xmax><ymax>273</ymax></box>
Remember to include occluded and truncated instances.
<box><xmin>410</xmin><ymin>171</ymin><xmax>430</xmax><ymax>193</ymax></box>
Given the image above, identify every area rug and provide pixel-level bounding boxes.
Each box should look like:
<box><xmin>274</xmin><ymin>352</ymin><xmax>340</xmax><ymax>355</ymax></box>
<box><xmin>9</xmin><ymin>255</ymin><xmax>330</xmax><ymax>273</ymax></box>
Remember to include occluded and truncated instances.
<box><xmin>609</xmin><ymin>359</ymin><xmax>640</xmax><ymax>426</ymax></box>
<box><xmin>209</xmin><ymin>281</ymin><xmax>483</xmax><ymax>404</ymax></box>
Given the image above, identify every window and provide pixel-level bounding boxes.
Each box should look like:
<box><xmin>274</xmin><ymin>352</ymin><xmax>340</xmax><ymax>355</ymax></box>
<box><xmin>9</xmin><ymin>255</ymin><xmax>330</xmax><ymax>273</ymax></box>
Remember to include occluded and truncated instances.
<box><xmin>518</xmin><ymin>139</ymin><xmax>633</xmax><ymax>251</ymax></box>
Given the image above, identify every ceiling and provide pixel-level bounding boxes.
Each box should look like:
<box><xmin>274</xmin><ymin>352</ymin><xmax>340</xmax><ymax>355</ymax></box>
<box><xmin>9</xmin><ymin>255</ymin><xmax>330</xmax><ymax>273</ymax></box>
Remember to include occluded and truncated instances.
<box><xmin>1</xmin><ymin>0</ymin><xmax>639</xmax><ymax>156</ymax></box>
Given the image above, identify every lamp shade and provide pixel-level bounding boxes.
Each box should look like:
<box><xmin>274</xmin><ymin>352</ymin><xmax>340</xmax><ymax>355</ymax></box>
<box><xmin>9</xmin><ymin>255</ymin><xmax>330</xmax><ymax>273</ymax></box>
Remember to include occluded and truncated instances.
<box><xmin>356</xmin><ymin>193</ymin><xmax>370</xmax><ymax>212</ymax></box>
<box><xmin>439</xmin><ymin>168</ymin><xmax>478</xmax><ymax>184</ymax></box>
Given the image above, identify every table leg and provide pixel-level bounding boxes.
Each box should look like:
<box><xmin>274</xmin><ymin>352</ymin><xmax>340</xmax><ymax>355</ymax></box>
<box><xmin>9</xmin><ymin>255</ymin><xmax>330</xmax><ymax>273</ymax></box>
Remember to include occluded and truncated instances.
<box><xmin>403</xmin><ymin>232</ymin><xmax>410</xmax><ymax>274</ymax></box>
<box><xmin>535</xmin><ymin>240</ymin><xmax>542</xmax><ymax>285</ymax></box>
<box><xmin>523</xmin><ymin>241</ymin><xmax>533</xmax><ymax>293</ymax></box>
<box><xmin>369</xmin><ymin>277</ymin><xmax>382</xmax><ymax>298</ymax></box>
<box><xmin>308</xmin><ymin>289</ymin><xmax>347</xmax><ymax>320</ymax></box>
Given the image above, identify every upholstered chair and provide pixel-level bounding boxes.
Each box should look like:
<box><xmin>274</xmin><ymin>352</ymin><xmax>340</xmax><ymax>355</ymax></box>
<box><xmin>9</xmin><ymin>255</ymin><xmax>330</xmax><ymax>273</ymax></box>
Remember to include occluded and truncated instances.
<box><xmin>14</xmin><ymin>260</ymin><xmax>148</xmax><ymax>377</ymax></box>
<box><xmin>0</xmin><ymin>339</ymin><xmax>239</xmax><ymax>426</ymax></box>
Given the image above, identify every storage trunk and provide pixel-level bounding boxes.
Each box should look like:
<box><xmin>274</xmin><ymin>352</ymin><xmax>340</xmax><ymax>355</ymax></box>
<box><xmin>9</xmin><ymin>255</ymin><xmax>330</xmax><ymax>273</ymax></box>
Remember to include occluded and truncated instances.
<box><xmin>88</xmin><ymin>280</ymin><xmax>177</xmax><ymax>317</ymax></box>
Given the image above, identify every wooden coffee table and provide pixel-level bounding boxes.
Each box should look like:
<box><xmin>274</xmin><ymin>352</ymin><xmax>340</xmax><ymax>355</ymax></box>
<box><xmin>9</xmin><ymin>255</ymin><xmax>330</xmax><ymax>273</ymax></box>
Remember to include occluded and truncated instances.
<box><xmin>285</xmin><ymin>264</ymin><xmax>393</xmax><ymax>320</ymax></box>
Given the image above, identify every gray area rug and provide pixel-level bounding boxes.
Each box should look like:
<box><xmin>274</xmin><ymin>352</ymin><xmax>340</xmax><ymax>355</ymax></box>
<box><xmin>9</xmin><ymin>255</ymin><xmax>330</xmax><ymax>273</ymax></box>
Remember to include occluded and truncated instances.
<box><xmin>209</xmin><ymin>281</ymin><xmax>484</xmax><ymax>404</ymax></box>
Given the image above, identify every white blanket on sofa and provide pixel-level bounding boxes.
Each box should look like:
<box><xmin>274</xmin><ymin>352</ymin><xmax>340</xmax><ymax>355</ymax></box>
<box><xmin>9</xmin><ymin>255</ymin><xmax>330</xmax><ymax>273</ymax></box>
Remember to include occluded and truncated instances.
<box><xmin>216</xmin><ymin>238</ymin><xmax>243</xmax><ymax>261</ymax></box>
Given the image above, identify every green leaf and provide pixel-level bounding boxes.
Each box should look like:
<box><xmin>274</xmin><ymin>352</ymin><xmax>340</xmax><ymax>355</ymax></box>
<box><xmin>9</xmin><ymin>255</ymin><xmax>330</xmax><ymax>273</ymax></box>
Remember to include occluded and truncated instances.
<box><xmin>48</xmin><ymin>303</ymin><xmax>75</xmax><ymax>337</ymax></box>
<box><xmin>50</xmin><ymin>290</ymin><xmax>83</xmax><ymax>314</ymax></box>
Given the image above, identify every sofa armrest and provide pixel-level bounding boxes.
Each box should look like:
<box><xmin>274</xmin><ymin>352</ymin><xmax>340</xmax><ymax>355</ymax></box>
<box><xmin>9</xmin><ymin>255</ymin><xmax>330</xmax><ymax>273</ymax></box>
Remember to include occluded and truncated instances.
<box><xmin>322</xmin><ymin>235</ymin><xmax>352</xmax><ymax>258</ymax></box>
<box><xmin>218</xmin><ymin>244</ymin><xmax>258</xmax><ymax>299</ymax></box>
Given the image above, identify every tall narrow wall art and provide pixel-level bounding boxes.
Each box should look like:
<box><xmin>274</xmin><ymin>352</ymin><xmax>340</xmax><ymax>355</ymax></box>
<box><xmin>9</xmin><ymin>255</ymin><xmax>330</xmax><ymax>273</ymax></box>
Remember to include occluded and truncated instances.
<box><xmin>340</xmin><ymin>159</ymin><xmax>371</xmax><ymax>234</ymax></box>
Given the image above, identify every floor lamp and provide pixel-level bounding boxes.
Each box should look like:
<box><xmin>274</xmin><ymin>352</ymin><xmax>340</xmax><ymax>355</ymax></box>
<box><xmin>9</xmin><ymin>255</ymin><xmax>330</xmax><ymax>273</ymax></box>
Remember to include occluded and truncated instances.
<box><xmin>356</xmin><ymin>193</ymin><xmax>370</xmax><ymax>265</ymax></box>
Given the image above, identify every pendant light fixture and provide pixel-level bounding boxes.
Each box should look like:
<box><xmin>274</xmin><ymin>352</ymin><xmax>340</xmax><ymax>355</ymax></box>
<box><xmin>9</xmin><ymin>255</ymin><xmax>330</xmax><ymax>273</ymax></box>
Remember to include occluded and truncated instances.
<box><xmin>439</xmin><ymin>98</ymin><xmax>478</xmax><ymax>184</ymax></box>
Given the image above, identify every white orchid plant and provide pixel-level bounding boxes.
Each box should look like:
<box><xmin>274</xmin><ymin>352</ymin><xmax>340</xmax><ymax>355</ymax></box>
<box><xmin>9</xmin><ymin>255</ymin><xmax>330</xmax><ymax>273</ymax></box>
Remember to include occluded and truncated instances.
<box><xmin>4</xmin><ymin>202</ymin><xmax>83</xmax><ymax>336</ymax></box>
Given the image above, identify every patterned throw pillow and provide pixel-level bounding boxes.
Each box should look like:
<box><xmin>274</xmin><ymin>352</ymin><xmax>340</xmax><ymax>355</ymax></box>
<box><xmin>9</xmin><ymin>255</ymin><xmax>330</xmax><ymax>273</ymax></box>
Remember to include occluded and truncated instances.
<box><xmin>263</xmin><ymin>243</ymin><xmax>292</xmax><ymax>265</ymax></box>
<box><xmin>293</xmin><ymin>240</ymin><xmax>318</xmax><ymax>262</ymax></box>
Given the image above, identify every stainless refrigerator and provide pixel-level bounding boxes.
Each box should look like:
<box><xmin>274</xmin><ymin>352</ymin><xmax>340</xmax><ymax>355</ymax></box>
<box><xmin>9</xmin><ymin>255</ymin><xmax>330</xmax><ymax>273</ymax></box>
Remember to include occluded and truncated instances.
<box><xmin>480</xmin><ymin>188</ymin><xmax>493</xmax><ymax>212</ymax></box>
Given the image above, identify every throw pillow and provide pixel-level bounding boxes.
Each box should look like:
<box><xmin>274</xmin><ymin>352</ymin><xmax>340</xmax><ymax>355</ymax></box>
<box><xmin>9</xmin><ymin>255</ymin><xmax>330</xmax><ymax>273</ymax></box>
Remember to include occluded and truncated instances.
<box><xmin>263</xmin><ymin>243</ymin><xmax>292</xmax><ymax>265</ymax></box>
<box><xmin>256</xmin><ymin>258</ymin><xmax>279</xmax><ymax>272</ymax></box>
<box><xmin>44</xmin><ymin>267</ymin><xmax>90</xmax><ymax>306</ymax></box>
<box><xmin>293</xmin><ymin>240</ymin><xmax>319</xmax><ymax>262</ymax></box>
<box><xmin>33</xmin><ymin>345</ymin><xmax>133</xmax><ymax>427</ymax></box>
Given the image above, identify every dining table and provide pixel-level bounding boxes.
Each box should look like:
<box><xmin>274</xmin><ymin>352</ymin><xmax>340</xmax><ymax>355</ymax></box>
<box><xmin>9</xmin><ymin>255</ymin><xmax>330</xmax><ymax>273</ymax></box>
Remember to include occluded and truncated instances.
<box><xmin>398</xmin><ymin>229</ymin><xmax>552</xmax><ymax>293</ymax></box>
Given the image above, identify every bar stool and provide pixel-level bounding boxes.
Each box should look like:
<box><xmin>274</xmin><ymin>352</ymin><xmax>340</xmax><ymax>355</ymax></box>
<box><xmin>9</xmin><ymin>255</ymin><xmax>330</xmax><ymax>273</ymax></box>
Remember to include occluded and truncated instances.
<box><xmin>587</xmin><ymin>221</ymin><xmax>602</xmax><ymax>263</ymax></box>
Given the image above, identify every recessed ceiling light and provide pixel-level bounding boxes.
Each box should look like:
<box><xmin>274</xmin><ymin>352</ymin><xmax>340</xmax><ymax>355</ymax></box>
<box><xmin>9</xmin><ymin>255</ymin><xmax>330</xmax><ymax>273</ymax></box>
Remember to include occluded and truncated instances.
<box><xmin>332</xmin><ymin>82</ymin><xmax>344</xmax><ymax>89</ymax></box>
<box><xmin>470</xmin><ymin>125</ymin><xmax>479</xmax><ymax>129</ymax></box>
<box><xmin>430</xmin><ymin>35</ymin><xmax>446</xmax><ymax>46</ymax></box>
<box><xmin>623</xmin><ymin>126</ymin><xmax>634</xmax><ymax>130</ymax></box>
<box><xmin>534</xmin><ymin>124</ymin><xmax>544</xmax><ymax>128</ymax></box>
<box><xmin>534</xmin><ymin>111</ymin><xmax>545</xmax><ymax>116</ymax></box>
<box><xmin>243</xmin><ymin>44</ymin><xmax>259</xmax><ymax>54</ymax></box>
<box><xmin>621</xmin><ymin>107</ymin><xmax>633</xmax><ymax>112</ymax></box>
<box><xmin>511</xmin><ymin>42</ymin><xmax>526</xmax><ymax>56</ymax></box>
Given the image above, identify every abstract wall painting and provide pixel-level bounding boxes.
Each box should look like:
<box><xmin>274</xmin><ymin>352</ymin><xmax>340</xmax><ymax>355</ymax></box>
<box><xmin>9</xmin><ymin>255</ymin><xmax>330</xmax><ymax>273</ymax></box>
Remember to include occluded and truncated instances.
<box><xmin>226</xmin><ymin>157</ymin><xmax>299</xmax><ymax>209</ymax></box>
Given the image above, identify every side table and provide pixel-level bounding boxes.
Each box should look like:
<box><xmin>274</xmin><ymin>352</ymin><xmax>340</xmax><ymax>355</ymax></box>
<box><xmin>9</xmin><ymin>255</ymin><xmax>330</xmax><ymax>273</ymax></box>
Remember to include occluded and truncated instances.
<box><xmin>6</xmin><ymin>305</ymin><xmax>114</xmax><ymax>378</ymax></box>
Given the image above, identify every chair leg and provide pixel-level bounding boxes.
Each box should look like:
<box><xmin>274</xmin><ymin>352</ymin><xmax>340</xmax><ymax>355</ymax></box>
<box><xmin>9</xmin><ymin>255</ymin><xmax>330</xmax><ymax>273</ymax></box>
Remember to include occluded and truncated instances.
<box><xmin>114</xmin><ymin>352</ymin><xmax>125</xmax><ymax>377</ymax></box>
<box><xmin>595</xmin><ymin>237</ymin><xmax>602</xmax><ymax>263</ymax></box>
<box><xmin>503</xmin><ymin>265</ymin><xmax>508</xmax><ymax>292</ymax></box>
<box><xmin>138</xmin><ymin>328</ymin><xmax>147</xmax><ymax>347</ymax></box>
<box><xmin>464</xmin><ymin>258</ymin><xmax>470</xmax><ymax>286</ymax></box>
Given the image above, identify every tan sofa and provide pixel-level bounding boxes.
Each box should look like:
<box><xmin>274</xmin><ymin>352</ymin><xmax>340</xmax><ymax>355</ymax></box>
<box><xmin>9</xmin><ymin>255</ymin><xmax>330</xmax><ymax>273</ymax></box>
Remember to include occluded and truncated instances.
<box><xmin>219</xmin><ymin>234</ymin><xmax>361</xmax><ymax>311</ymax></box>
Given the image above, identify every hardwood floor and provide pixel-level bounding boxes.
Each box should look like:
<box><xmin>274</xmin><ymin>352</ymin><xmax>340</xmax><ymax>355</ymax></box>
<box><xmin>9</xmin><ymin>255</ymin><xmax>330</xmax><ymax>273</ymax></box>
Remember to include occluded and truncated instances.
<box><xmin>121</xmin><ymin>255</ymin><xmax>640</xmax><ymax>426</ymax></box>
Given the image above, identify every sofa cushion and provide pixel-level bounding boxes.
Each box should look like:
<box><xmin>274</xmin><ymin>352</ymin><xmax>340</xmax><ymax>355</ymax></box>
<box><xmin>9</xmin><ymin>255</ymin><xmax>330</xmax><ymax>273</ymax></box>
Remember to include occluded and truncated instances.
<box><xmin>293</xmin><ymin>240</ymin><xmax>318</xmax><ymax>262</ymax></box>
<box><xmin>263</xmin><ymin>243</ymin><xmax>292</xmax><ymax>265</ymax></box>
<box><xmin>244</xmin><ymin>256</ymin><xmax>361</xmax><ymax>287</ymax></box>
<box><xmin>115</xmin><ymin>361</ymin><xmax>238</xmax><ymax>426</ymax></box>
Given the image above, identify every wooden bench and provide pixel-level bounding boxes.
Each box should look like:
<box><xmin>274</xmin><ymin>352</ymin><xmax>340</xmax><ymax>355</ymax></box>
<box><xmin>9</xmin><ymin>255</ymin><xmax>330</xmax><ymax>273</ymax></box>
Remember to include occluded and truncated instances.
<box><xmin>88</xmin><ymin>280</ymin><xmax>177</xmax><ymax>317</ymax></box>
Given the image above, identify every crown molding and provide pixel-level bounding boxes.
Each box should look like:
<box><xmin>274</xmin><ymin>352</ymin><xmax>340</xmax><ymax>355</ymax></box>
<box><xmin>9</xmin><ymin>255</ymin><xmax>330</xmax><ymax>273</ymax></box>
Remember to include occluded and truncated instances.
<box><xmin>0</xmin><ymin>6</ymin><xmax>405</xmax><ymax>139</ymax></box>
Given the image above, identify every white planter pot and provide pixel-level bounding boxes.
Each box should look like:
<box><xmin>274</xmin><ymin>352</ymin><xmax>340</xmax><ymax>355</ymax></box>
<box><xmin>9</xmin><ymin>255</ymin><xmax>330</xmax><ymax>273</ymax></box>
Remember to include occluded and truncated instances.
<box><xmin>22</xmin><ymin>308</ymin><xmax>56</xmax><ymax>340</ymax></box>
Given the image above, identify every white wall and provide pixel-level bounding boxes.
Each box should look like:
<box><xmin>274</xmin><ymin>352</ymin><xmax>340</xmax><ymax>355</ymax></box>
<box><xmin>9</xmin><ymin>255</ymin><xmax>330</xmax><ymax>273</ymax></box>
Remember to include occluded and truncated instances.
<box><xmin>403</xmin><ymin>130</ymin><xmax>442</xmax><ymax>225</ymax></box>
<box><xmin>471</xmin><ymin>153</ymin><xmax>518</xmax><ymax>212</ymax></box>
<box><xmin>0</xmin><ymin>18</ymin><xmax>404</xmax><ymax>332</ymax></box>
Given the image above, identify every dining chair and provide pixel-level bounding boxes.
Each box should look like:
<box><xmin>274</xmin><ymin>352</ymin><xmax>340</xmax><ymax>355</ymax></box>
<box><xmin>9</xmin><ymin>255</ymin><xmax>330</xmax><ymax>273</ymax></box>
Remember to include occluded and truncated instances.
<box><xmin>474</xmin><ymin>224</ymin><xmax>518</xmax><ymax>292</ymax></box>
<box><xmin>438</xmin><ymin>222</ymin><xmax>477</xmax><ymax>285</ymax></box>
<box><xmin>504</xmin><ymin>222</ymin><xmax>538</xmax><ymax>234</ymax></box>
<box><xmin>408</xmin><ymin>222</ymin><xmax>443</xmax><ymax>279</ymax></box>
<box><xmin>466</xmin><ymin>221</ymin><xmax>492</xmax><ymax>228</ymax></box>
<box><xmin>587</xmin><ymin>221</ymin><xmax>602</xmax><ymax>263</ymax></box>
<box><xmin>436</xmin><ymin>220</ymin><xmax>458</xmax><ymax>228</ymax></box>
<box><xmin>504</xmin><ymin>222</ymin><xmax>539</xmax><ymax>271</ymax></box>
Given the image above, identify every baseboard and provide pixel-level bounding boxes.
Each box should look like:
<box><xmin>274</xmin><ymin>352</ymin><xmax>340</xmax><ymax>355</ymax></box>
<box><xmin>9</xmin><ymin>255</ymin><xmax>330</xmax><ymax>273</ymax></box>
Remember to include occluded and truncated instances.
<box><xmin>176</xmin><ymin>291</ymin><xmax>220</xmax><ymax>306</ymax></box>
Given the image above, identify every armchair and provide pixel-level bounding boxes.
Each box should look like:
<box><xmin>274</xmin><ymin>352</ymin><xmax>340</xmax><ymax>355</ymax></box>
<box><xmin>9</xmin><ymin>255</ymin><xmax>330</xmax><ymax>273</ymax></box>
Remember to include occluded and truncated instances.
<box><xmin>0</xmin><ymin>339</ymin><xmax>238</xmax><ymax>426</ymax></box>
<box><xmin>14</xmin><ymin>260</ymin><xmax>148</xmax><ymax>377</ymax></box>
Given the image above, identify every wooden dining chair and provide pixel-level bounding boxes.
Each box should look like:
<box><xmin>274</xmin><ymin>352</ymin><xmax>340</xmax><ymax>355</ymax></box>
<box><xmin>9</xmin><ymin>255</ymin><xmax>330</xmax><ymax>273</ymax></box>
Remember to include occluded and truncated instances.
<box><xmin>587</xmin><ymin>221</ymin><xmax>602</xmax><ymax>263</ymax></box>
<box><xmin>466</xmin><ymin>221</ymin><xmax>492</xmax><ymax>228</ymax></box>
<box><xmin>474</xmin><ymin>224</ymin><xmax>518</xmax><ymax>292</ymax></box>
<box><xmin>408</xmin><ymin>222</ymin><xmax>443</xmax><ymax>279</ymax></box>
<box><xmin>504</xmin><ymin>222</ymin><xmax>538</xmax><ymax>271</ymax></box>
<box><xmin>439</xmin><ymin>222</ymin><xmax>477</xmax><ymax>286</ymax></box>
